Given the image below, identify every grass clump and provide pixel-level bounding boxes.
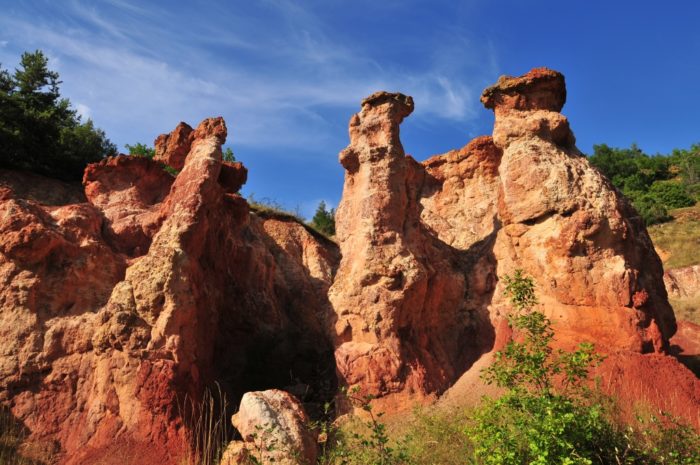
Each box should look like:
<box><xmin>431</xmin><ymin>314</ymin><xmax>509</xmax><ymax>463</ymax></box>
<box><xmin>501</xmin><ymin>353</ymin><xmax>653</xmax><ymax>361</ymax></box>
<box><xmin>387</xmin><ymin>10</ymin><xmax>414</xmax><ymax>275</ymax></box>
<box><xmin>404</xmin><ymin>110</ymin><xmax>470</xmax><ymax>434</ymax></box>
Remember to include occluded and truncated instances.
<box><xmin>648</xmin><ymin>204</ymin><xmax>700</xmax><ymax>269</ymax></box>
<box><xmin>181</xmin><ymin>384</ymin><xmax>231</xmax><ymax>465</ymax></box>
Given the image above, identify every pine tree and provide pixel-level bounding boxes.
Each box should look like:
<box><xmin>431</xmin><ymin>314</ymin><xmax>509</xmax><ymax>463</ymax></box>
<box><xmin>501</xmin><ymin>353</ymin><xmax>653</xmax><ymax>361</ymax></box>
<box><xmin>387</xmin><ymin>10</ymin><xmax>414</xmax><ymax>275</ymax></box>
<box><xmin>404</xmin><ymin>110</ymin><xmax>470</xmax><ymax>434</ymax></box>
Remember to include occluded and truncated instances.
<box><xmin>311</xmin><ymin>201</ymin><xmax>335</xmax><ymax>236</ymax></box>
<box><xmin>0</xmin><ymin>50</ymin><xmax>116</xmax><ymax>180</ymax></box>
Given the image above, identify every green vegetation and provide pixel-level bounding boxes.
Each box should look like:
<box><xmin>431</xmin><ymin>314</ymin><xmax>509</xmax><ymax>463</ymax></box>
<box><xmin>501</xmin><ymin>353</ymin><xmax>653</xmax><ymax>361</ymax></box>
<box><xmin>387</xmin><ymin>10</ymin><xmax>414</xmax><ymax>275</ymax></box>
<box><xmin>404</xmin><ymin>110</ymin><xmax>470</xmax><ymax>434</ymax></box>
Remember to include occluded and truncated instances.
<box><xmin>310</xmin><ymin>201</ymin><xmax>336</xmax><ymax>236</ymax></box>
<box><xmin>125</xmin><ymin>142</ymin><xmax>155</xmax><ymax>159</ymax></box>
<box><xmin>467</xmin><ymin>271</ymin><xmax>617</xmax><ymax>465</ymax></box>
<box><xmin>223</xmin><ymin>147</ymin><xmax>236</xmax><ymax>162</ymax></box>
<box><xmin>0</xmin><ymin>50</ymin><xmax>116</xmax><ymax>181</ymax></box>
<box><xmin>588</xmin><ymin>143</ymin><xmax>699</xmax><ymax>224</ymax></box>
<box><xmin>125</xmin><ymin>141</ymin><xmax>180</xmax><ymax>176</ymax></box>
<box><xmin>317</xmin><ymin>388</ymin><xmax>409</xmax><ymax>465</ymax></box>
<box><xmin>316</xmin><ymin>271</ymin><xmax>700</xmax><ymax>465</ymax></box>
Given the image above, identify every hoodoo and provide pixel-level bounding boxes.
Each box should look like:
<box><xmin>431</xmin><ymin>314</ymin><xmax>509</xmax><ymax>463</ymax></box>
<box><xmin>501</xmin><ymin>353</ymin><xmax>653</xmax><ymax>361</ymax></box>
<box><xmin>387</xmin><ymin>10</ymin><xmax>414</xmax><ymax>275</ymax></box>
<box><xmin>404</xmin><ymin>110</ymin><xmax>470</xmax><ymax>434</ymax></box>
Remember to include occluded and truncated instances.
<box><xmin>0</xmin><ymin>68</ymin><xmax>697</xmax><ymax>464</ymax></box>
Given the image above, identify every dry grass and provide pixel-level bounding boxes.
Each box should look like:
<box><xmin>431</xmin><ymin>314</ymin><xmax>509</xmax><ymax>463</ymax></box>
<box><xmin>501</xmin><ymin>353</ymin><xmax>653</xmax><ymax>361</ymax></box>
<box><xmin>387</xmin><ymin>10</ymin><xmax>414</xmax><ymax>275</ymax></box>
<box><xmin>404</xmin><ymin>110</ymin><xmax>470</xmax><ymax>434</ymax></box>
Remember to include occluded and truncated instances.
<box><xmin>648</xmin><ymin>204</ymin><xmax>700</xmax><ymax>269</ymax></box>
<box><xmin>670</xmin><ymin>295</ymin><xmax>700</xmax><ymax>325</ymax></box>
<box><xmin>181</xmin><ymin>384</ymin><xmax>231</xmax><ymax>465</ymax></box>
<box><xmin>0</xmin><ymin>409</ymin><xmax>42</xmax><ymax>465</ymax></box>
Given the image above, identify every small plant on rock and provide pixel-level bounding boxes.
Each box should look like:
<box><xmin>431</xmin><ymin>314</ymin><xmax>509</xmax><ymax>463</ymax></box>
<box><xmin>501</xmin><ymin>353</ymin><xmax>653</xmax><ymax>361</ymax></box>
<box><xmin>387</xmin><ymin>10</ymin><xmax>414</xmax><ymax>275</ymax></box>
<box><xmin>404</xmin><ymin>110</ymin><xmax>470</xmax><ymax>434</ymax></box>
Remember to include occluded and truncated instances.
<box><xmin>317</xmin><ymin>387</ymin><xmax>408</xmax><ymax>465</ymax></box>
<box><xmin>467</xmin><ymin>270</ymin><xmax>619</xmax><ymax>465</ymax></box>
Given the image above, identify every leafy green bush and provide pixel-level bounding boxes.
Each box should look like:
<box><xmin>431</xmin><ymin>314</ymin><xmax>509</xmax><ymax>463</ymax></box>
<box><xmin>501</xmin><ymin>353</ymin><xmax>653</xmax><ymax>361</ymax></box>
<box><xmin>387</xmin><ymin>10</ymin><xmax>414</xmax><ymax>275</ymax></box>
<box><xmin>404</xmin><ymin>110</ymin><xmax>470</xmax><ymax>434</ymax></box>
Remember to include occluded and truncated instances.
<box><xmin>467</xmin><ymin>270</ymin><xmax>620</xmax><ymax>465</ymax></box>
<box><xmin>0</xmin><ymin>50</ymin><xmax>116</xmax><ymax>180</ymax></box>
<box><xmin>125</xmin><ymin>142</ymin><xmax>155</xmax><ymax>159</ymax></box>
<box><xmin>465</xmin><ymin>270</ymin><xmax>700</xmax><ymax>465</ymax></box>
<box><xmin>625</xmin><ymin>191</ymin><xmax>671</xmax><ymax>225</ymax></box>
<box><xmin>588</xmin><ymin>143</ymin><xmax>699</xmax><ymax>224</ymax></box>
<box><xmin>648</xmin><ymin>181</ymin><xmax>695</xmax><ymax>209</ymax></box>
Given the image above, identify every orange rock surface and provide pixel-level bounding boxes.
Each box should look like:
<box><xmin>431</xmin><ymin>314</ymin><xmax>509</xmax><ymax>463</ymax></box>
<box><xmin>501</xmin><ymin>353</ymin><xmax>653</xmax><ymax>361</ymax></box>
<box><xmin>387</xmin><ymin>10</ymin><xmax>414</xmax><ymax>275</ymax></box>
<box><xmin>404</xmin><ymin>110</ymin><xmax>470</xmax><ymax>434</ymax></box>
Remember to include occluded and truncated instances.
<box><xmin>0</xmin><ymin>68</ymin><xmax>698</xmax><ymax>463</ymax></box>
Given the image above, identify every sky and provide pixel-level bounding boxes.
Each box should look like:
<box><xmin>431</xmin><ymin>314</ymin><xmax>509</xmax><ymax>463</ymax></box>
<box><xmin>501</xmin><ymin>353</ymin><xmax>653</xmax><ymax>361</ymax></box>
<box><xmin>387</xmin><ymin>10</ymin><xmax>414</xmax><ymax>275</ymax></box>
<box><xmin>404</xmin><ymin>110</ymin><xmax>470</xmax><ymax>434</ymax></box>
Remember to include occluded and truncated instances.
<box><xmin>1</xmin><ymin>0</ymin><xmax>699</xmax><ymax>218</ymax></box>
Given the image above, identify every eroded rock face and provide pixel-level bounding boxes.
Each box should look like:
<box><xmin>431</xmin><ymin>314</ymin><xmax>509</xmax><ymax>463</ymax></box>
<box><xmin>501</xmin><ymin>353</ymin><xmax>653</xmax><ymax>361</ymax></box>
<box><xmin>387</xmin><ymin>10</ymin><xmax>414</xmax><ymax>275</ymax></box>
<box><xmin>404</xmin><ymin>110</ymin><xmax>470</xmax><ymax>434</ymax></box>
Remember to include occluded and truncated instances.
<box><xmin>0</xmin><ymin>67</ymin><xmax>697</xmax><ymax>462</ymax></box>
<box><xmin>482</xmin><ymin>68</ymin><xmax>675</xmax><ymax>353</ymax></box>
<box><xmin>665</xmin><ymin>265</ymin><xmax>700</xmax><ymax>299</ymax></box>
<box><xmin>329</xmin><ymin>91</ymin><xmax>496</xmax><ymax>405</ymax></box>
<box><xmin>154</xmin><ymin>121</ymin><xmax>194</xmax><ymax>171</ymax></box>
<box><xmin>330</xmin><ymin>68</ymin><xmax>688</xmax><ymax>417</ymax></box>
<box><xmin>83</xmin><ymin>155</ymin><xmax>173</xmax><ymax>256</ymax></box>
<box><xmin>0</xmin><ymin>118</ymin><xmax>339</xmax><ymax>464</ymax></box>
<box><xmin>226</xmin><ymin>390</ymin><xmax>317</xmax><ymax>465</ymax></box>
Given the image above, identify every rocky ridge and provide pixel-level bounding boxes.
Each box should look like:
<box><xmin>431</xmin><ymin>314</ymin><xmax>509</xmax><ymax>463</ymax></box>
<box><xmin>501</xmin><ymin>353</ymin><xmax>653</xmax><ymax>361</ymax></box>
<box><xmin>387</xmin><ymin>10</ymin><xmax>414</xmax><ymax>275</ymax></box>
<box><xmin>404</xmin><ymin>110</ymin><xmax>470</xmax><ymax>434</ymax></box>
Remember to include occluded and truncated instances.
<box><xmin>0</xmin><ymin>68</ymin><xmax>697</xmax><ymax>464</ymax></box>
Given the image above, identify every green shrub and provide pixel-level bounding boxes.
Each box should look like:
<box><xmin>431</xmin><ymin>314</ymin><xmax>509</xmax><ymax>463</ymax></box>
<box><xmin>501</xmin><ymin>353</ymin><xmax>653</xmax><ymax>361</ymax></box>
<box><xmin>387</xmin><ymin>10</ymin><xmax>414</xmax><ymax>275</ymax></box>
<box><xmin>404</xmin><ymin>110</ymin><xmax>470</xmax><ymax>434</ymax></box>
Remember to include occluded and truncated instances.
<box><xmin>626</xmin><ymin>191</ymin><xmax>671</xmax><ymax>225</ymax></box>
<box><xmin>648</xmin><ymin>181</ymin><xmax>695</xmax><ymax>209</ymax></box>
<box><xmin>317</xmin><ymin>388</ymin><xmax>408</xmax><ymax>465</ymax></box>
<box><xmin>463</xmin><ymin>270</ymin><xmax>700</xmax><ymax>465</ymax></box>
<box><xmin>467</xmin><ymin>270</ymin><xmax>619</xmax><ymax>465</ymax></box>
<box><xmin>125</xmin><ymin>142</ymin><xmax>155</xmax><ymax>159</ymax></box>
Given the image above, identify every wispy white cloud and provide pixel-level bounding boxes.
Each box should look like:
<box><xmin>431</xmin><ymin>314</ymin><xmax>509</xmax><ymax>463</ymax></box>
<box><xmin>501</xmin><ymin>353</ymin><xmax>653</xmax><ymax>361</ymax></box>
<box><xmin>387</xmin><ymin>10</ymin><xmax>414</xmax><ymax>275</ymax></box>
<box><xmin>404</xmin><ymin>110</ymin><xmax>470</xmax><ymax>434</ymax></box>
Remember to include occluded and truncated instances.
<box><xmin>0</xmin><ymin>0</ymin><xmax>498</xmax><ymax>158</ymax></box>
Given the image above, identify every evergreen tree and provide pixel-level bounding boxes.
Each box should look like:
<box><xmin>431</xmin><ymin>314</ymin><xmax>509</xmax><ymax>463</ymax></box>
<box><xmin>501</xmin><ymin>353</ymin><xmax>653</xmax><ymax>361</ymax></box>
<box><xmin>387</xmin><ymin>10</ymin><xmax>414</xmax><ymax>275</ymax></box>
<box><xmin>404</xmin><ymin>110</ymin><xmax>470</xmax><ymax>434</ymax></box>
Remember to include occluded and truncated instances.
<box><xmin>0</xmin><ymin>50</ymin><xmax>116</xmax><ymax>180</ymax></box>
<box><xmin>311</xmin><ymin>200</ymin><xmax>335</xmax><ymax>236</ymax></box>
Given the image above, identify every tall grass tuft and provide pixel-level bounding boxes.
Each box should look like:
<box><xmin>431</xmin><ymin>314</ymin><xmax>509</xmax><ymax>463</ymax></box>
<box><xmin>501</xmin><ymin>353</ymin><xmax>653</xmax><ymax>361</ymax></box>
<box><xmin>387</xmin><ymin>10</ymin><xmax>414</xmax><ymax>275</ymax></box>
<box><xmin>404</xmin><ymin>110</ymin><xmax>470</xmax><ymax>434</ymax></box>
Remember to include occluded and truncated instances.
<box><xmin>181</xmin><ymin>383</ymin><xmax>231</xmax><ymax>465</ymax></box>
<box><xmin>0</xmin><ymin>408</ymin><xmax>37</xmax><ymax>465</ymax></box>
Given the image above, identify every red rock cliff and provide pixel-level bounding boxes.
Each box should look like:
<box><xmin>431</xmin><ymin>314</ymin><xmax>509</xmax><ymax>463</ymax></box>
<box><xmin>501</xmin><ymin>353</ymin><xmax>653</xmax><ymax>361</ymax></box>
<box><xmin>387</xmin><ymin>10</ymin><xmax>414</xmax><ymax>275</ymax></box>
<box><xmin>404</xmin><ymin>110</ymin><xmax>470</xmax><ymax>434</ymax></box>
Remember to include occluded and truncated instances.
<box><xmin>0</xmin><ymin>118</ymin><xmax>339</xmax><ymax>464</ymax></box>
<box><xmin>0</xmin><ymin>67</ymin><xmax>697</xmax><ymax>464</ymax></box>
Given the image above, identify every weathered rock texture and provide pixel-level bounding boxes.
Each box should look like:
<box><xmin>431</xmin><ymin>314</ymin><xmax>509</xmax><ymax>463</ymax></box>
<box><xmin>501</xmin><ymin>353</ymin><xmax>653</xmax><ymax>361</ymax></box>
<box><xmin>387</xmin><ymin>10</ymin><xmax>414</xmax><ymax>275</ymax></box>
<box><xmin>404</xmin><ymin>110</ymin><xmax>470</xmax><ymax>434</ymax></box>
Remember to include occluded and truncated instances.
<box><xmin>330</xmin><ymin>68</ymin><xmax>695</xmax><ymax>422</ymax></box>
<box><xmin>0</xmin><ymin>67</ymin><xmax>698</xmax><ymax>464</ymax></box>
<box><xmin>224</xmin><ymin>390</ymin><xmax>317</xmax><ymax>465</ymax></box>
<box><xmin>665</xmin><ymin>265</ymin><xmax>700</xmax><ymax>299</ymax></box>
<box><xmin>329</xmin><ymin>92</ymin><xmax>496</xmax><ymax>404</ymax></box>
<box><xmin>0</xmin><ymin>118</ymin><xmax>338</xmax><ymax>464</ymax></box>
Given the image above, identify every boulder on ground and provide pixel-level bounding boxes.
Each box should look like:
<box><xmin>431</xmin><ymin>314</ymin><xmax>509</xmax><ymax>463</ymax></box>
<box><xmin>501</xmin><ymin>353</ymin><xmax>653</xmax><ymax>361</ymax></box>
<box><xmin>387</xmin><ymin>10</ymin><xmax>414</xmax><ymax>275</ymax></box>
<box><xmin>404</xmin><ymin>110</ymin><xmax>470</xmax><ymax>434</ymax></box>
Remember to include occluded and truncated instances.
<box><xmin>227</xmin><ymin>390</ymin><xmax>317</xmax><ymax>465</ymax></box>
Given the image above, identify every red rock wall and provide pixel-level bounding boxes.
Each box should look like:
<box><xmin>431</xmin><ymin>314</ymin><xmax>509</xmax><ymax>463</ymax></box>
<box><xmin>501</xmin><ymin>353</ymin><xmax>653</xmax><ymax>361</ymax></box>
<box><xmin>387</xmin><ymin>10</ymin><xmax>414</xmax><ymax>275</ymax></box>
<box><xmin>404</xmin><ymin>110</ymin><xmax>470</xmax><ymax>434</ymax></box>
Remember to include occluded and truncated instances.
<box><xmin>0</xmin><ymin>67</ymin><xmax>698</xmax><ymax>464</ymax></box>
<box><xmin>0</xmin><ymin>119</ymin><xmax>339</xmax><ymax>464</ymax></box>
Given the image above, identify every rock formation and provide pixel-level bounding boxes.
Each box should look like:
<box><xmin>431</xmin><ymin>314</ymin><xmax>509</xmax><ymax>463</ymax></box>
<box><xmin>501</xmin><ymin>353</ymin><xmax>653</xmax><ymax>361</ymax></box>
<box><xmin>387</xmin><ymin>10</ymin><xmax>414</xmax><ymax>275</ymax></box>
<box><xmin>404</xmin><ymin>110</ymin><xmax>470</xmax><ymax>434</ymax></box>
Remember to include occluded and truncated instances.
<box><xmin>330</xmin><ymin>67</ymin><xmax>694</xmax><ymax>418</ymax></box>
<box><xmin>223</xmin><ymin>390</ymin><xmax>317</xmax><ymax>465</ymax></box>
<box><xmin>329</xmin><ymin>92</ymin><xmax>495</xmax><ymax>404</ymax></box>
<box><xmin>665</xmin><ymin>265</ymin><xmax>700</xmax><ymax>299</ymax></box>
<box><xmin>0</xmin><ymin>118</ymin><xmax>338</xmax><ymax>464</ymax></box>
<box><xmin>0</xmin><ymin>67</ymin><xmax>698</xmax><ymax>464</ymax></box>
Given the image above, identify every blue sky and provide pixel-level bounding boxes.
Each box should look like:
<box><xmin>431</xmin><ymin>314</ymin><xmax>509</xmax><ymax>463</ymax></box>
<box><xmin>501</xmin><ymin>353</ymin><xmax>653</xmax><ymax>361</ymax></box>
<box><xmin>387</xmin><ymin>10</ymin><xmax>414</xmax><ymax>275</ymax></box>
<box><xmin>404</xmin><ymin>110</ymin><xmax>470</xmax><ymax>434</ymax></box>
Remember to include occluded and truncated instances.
<box><xmin>1</xmin><ymin>1</ymin><xmax>699</xmax><ymax>218</ymax></box>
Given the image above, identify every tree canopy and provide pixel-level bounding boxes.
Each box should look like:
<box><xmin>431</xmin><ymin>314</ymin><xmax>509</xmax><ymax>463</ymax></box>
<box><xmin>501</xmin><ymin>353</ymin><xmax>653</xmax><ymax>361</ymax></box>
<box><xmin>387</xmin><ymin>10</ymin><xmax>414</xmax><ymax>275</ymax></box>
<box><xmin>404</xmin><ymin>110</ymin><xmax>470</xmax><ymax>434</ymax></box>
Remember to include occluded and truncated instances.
<box><xmin>588</xmin><ymin>143</ymin><xmax>698</xmax><ymax>224</ymax></box>
<box><xmin>0</xmin><ymin>50</ymin><xmax>116</xmax><ymax>181</ymax></box>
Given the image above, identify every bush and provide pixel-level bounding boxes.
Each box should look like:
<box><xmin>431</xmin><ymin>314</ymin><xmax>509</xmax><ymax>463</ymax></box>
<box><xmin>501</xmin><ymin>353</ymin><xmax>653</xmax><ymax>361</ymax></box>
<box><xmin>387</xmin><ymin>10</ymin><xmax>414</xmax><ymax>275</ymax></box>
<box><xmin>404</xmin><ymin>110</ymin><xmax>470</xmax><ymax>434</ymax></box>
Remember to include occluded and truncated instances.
<box><xmin>464</xmin><ymin>270</ymin><xmax>700</xmax><ymax>465</ymax></box>
<box><xmin>467</xmin><ymin>270</ymin><xmax>618</xmax><ymax>465</ymax></box>
<box><xmin>648</xmin><ymin>181</ymin><xmax>695</xmax><ymax>209</ymax></box>
<box><xmin>626</xmin><ymin>191</ymin><xmax>671</xmax><ymax>225</ymax></box>
<box><xmin>125</xmin><ymin>142</ymin><xmax>155</xmax><ymax>159</ymax></box>
<box><xmin>317</xmin><ymin>388</ymin><xmax>408</xmax><ymax>465</ymax></box>
<box><xmin>0</xmin><ymin>50</ymin><xmax>116</xmax><ymax>180</ymax></box>
<box><xmin>588</xmin><ymin>143</ymin><xmax>699</xmax><ymax>224</ymax></box>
